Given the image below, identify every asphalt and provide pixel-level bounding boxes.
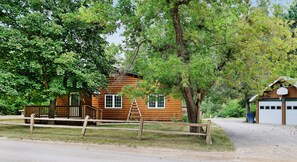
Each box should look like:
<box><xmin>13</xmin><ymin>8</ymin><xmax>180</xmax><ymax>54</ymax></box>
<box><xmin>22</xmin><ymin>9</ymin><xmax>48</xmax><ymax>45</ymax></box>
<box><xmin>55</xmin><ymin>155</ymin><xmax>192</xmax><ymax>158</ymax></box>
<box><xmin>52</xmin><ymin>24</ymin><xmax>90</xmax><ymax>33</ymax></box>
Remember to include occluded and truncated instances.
<box><xmin>0</xmin><ymin>138</ymin><xmax>187</xmax><ymax>162</ymax></box>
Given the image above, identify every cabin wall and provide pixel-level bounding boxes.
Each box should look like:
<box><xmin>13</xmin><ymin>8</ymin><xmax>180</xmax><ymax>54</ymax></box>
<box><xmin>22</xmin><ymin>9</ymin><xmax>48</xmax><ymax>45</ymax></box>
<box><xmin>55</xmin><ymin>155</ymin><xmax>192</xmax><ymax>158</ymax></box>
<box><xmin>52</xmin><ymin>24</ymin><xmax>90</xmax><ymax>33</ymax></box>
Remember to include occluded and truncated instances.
<box><xmin>56</xmin><ymin>92</ymin><xmax>91</xmax><ymax>106</ymax></box>
<box><xmin>56</xmin><ymin>96</ymin><xmax>68</xmax><ymax>106</ymax></box>
<box><xmin>93</xmin><ymin>75</ymin><xmax>182</xmax><ymax>121</ymax></box>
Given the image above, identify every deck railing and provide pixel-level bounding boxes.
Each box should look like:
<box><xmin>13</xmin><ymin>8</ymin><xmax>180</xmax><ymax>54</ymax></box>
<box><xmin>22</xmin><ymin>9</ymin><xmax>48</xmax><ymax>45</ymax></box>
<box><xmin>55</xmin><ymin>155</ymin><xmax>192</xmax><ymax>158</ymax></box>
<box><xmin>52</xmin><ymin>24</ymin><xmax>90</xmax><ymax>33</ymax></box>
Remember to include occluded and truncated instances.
<box><xmin>82</xmin><ymin>105</ymin><xmax>103</xmax><ymax>120</ymax></box>
<box><xmin>25</xmin><ymin>105</ymin><xmax>81</xmax><ymax>118</ymax></box>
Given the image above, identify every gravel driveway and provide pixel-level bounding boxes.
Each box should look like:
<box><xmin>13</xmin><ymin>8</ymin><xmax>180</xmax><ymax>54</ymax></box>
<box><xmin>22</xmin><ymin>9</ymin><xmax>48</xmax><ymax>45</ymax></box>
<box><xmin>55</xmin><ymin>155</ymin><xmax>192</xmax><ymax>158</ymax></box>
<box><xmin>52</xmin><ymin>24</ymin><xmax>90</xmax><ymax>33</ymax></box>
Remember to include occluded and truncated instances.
<box><xmin>213</xmin><ymin>118</ymin><xmax>297</xmax><ymax>161</ymax></box>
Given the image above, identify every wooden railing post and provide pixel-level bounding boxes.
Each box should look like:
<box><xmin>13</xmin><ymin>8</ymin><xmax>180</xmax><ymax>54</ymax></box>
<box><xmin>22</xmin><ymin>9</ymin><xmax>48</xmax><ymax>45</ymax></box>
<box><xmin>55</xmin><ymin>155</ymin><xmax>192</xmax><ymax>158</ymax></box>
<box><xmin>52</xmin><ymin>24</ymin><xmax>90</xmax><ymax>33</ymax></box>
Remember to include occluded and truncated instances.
<box><xmin>100</xmin><ymin>110</ymin><xmax>103</xmax><ymax>120</ymax></box>
<box><xmin>82</xmin><ymin>105</ymin><xmax>85</xmax><ymax>119</ymax></box>
<box><xmin>137</xmin><ymin>117</ymin><xmax>144</xmax><ymax>140</ymax></box>
<box><xmin>81</xmin><ymin>115</ymin><xmax>89</xmax><ymax>137</ymax></box>
<box><xmin>30</xmin><ymin>114</ymin><xmax>35</xmax><ymax>134</ymax></box>
<box><xmin>67</xmin><ymin>106</ymin><xmax>70</xmax><ymax>119</ymax></box>
<box><xmin>206</xmin><ymin>120</ymin><xmax>212</xmax><ymax>145</ymax></box>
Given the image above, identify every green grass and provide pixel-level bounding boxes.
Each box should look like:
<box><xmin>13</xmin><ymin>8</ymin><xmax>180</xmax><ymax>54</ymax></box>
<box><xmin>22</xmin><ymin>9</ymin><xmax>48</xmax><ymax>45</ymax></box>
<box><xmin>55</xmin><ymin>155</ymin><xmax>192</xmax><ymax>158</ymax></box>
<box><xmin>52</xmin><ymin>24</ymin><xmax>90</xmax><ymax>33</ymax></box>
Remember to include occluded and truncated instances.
<box><xmin>0</xmin><ymin>120</ymin><xmax>234</xmax><ymax>151</ymax></box>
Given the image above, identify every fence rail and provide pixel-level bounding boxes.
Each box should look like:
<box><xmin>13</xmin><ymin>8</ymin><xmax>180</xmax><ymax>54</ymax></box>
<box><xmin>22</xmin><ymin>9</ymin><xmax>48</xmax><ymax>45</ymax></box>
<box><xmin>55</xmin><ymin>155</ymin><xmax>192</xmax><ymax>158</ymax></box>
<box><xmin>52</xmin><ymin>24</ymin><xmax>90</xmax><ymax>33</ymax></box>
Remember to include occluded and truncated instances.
<box><xmin>0</xmin><ymin>115</ymin><xmax>212</xmax><ymax>145</ymax></box>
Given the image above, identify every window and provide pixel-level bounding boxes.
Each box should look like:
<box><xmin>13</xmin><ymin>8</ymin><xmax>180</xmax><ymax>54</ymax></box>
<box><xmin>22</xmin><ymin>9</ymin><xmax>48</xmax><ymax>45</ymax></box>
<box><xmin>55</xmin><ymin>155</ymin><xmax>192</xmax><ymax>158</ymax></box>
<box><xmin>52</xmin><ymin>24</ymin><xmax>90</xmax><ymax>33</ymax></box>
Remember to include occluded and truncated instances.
<box><xmin>148</xmin><ymin>95</ymin><xmax>165</xmax><ymax>109</ymax></box>
<box><xmin>277</xmin><ymin>106</ymin><xmax>281</xmax><ymax>110</ymax></box>
<box><xmin>104</xmin><ymin>94</ymin><xmax>122</xmax><ymax>109</ymax></box>
<box><xmin>265</xmin><ymin>106</ymin><xmax>270</xmax><ymax>110</ymax></box>
<box><xmin>260</xmin><ymin>106</ymin><xmax>264</xmax><ymax>109</ymax></box>
<box><xmin>271</xmin><ymin>106</ymin><xmax>275</xmax><ymax>110</ymax></box>
<box><xmin>287</xmin><ymin>106</ymin><xmax>292</xmax><ymax>110</ymax></box>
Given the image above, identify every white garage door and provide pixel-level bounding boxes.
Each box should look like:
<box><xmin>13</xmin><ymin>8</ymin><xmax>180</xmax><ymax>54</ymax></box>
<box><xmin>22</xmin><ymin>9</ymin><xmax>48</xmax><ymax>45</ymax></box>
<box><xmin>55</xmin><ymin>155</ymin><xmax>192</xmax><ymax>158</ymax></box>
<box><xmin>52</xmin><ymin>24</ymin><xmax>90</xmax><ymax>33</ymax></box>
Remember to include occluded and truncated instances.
<box><xmin>259</xmin><ymin>101</ymin><xmax>282</xmax><ymax>124</ymax></box>
<box><xmin>285</xmin><ymin>101</ymin><xmax>297</xmax><ymax>125</ymax></box>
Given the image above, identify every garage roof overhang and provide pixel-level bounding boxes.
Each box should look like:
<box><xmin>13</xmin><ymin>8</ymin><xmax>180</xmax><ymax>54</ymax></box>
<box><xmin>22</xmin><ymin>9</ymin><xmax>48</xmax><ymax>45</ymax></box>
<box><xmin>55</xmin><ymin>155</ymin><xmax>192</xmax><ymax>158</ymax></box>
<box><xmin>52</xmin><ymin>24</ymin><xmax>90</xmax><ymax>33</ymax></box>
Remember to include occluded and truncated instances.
<box><xmin>249</xmin><ymin>76</ymin><xmax>297</xmax><ymax>102</ymax></box>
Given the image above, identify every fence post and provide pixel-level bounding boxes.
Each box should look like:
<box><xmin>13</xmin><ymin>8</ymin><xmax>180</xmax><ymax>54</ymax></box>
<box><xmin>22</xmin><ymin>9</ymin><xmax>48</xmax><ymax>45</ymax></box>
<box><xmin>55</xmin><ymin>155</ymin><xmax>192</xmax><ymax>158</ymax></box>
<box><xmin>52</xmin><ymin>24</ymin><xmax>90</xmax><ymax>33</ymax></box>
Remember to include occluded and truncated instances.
<box><xmin>206</xmin><ymin>120</ymin><xmax>212</xmax><ymax>145</ymax></box>
<box><xmin>137</xmin><ymin>117</ymin><xmax>144</xmax><ymax>140</ymax></box>
<box><xmin>30</xmin><ymin>114</ymin><xmax>35</xmax><ymax>134</ymax></box>
<box><xmin>81</xmin><ymin>115</ymin><xmax>89</xmax><ymax>137</ymax></box>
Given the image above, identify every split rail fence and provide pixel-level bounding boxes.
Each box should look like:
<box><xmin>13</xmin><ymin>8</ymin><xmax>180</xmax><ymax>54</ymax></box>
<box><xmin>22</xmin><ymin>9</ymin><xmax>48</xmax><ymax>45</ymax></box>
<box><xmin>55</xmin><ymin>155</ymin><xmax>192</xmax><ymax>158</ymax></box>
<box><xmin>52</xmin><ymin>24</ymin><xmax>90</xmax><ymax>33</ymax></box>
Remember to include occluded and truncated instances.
<box><xmin>0</xmin><ymin>114</ymin><xmax>212</xmax><ymax>145</ymax></box>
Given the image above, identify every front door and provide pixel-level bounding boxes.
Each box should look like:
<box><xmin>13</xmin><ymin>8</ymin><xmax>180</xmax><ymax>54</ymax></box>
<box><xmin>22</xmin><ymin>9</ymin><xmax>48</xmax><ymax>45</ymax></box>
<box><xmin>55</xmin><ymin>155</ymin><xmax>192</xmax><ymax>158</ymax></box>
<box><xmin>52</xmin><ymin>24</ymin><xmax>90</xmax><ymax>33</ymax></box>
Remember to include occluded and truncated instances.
<box><xmin>69</xmin><ymin>92</ymin><xmax>80</xmax><ymax>117</ymax></box>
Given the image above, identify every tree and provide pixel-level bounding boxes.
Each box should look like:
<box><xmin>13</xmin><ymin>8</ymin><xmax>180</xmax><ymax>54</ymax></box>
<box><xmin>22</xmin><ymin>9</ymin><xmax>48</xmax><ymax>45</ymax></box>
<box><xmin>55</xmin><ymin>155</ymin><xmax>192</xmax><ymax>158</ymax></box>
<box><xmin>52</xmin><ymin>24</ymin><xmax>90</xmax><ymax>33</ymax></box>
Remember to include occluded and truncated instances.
<box><xmin>118</xmin><ymin>0</ymin><xmax>297</xmax><ymax>132</ymax></box>
<box><xmin>118</xmin><ymin>0</ymin><xmax>249</xmax><ymax>132</ymax></box>
<box><xmin>221</xmin><ymin>1</ymin><xmax>297</xmax><ymax>120</ymax></box>
<box><xmin>0</xmin><ymin>0</ymin><xmax>116</xmax><ymax>116</ymax></box>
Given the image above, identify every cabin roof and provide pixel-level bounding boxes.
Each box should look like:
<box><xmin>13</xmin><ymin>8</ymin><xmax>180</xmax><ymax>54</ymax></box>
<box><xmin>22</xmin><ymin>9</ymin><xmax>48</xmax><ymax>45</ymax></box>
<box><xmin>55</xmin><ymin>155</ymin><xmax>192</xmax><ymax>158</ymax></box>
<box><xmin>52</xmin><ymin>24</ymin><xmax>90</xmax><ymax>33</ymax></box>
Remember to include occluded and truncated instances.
<box><xmin>249</xmin><ymin>76</ymin><xmax>297</xmax><ymax>102</ymax></box>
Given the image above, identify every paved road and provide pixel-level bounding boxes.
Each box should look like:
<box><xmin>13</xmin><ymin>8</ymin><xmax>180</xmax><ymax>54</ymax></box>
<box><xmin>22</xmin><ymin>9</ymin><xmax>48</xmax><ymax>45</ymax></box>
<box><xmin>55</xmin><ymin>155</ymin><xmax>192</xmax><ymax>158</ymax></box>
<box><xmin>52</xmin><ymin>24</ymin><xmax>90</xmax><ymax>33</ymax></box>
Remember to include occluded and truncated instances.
<box><xmin>0</xmin><ymin>138</ymin><xmax>190</xmax><ymax>162</ymax></box>
<box><xmin>213</xmin><ymin>118</ymin><xmax>297</xmax><ymax>161</ymax></box>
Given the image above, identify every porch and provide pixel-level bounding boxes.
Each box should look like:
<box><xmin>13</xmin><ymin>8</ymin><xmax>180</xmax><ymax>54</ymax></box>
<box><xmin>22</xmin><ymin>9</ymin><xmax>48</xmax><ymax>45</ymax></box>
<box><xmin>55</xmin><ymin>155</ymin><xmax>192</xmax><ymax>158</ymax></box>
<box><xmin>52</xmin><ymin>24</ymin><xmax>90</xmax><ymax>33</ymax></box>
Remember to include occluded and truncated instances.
<box><xmin>24</xmin><ymin>105</ymin><xmax>102</xmax><ymax>122</ymax></box>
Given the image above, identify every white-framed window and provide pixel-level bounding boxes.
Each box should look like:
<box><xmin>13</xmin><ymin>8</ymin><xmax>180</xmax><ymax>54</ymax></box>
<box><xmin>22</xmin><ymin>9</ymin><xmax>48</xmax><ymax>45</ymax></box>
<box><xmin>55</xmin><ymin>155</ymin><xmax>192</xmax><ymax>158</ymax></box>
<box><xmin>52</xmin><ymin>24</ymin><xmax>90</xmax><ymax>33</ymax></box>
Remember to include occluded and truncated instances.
<box><xmin>104</xmin><ymin>94</ymin><xmax>122</xmax><ymax>109</ymax></box>
<box><xmin>148</xmin><ymin>95</ymin><xmax>165</xmax><ymax>109</ymax></box>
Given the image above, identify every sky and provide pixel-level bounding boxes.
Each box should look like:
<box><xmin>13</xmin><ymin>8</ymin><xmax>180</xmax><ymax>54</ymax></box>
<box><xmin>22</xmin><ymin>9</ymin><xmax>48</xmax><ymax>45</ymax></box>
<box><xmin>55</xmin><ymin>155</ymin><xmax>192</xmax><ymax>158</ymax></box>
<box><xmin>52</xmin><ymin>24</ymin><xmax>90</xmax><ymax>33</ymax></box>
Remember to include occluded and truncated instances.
<box><xmin>107</xmin><ymin>0</ymin><xmax>295</xmax><ymax>45</ymax></box>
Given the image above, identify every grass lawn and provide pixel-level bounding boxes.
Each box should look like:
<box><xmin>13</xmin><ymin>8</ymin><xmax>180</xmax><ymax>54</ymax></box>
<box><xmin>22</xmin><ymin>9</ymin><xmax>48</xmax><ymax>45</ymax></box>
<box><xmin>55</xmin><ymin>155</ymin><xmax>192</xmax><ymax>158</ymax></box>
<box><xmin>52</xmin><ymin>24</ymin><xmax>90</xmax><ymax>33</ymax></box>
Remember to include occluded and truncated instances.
<box><xmin>0</xmin><ymin>119</ymin><xmax>234</xmax><ymax>151</ymax></box>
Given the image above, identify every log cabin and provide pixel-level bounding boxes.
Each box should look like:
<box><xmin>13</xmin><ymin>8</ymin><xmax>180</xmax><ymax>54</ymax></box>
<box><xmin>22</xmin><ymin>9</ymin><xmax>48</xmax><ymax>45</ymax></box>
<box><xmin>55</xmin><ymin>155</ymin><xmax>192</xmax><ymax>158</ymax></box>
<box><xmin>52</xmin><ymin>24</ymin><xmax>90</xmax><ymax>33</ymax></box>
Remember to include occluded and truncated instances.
<box><xmin>249</xmin><ymin>76</ymin><xmax>297</xmax><ymax>125</ymax></box>
<box><xmin>25</xmin><ymin>73</ymin><xmax>182</xmax><ymax>121</ymax></box>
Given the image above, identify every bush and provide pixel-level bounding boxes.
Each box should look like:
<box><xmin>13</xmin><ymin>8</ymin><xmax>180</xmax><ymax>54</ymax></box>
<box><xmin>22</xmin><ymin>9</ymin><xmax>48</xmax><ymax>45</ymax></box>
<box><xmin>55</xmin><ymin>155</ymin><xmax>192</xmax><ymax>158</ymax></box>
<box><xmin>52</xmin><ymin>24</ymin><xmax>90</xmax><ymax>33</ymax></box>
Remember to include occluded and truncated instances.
<box><xmin>182</xmin><ymin>114</ymin><xmax>189</xmax><ymax>123</ymax></box>
<box><xmin>250</xmin><ymin>103</ymin><xmax>256</xmax><ymax>114</ymax></box>
<box><xmin>201</xmin><ymin>97</ymin><xmax>222</xmax><ymax>117</ymax></box>
<box><xmin>219</xmin><ymin>99</ymin><xmax>245</xmax><ymax>118</ymax></box>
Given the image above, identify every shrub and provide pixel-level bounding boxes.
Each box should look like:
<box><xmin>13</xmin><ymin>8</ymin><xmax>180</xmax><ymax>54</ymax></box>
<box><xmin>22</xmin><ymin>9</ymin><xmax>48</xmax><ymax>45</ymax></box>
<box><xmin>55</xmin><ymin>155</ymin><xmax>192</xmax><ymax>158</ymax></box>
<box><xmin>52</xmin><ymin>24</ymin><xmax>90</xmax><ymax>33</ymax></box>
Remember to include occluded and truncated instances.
<box><xmin>219</xmin><ymin>99</ymin><xmax>245</xmax><ymax>118</ymax></box>
<box><xmin>201</xmin><ymin>97</ymin><xmax>222</xmax><ymax>117</ymax></box>
<box><xmin>182</xmin><ymin>114</ymin><xmax>189</xmax><ymax>123</ymax></box>
<box><xmin>250</xmin><ymin>103</ymin><xmax>256</xmax><ymax>114</ymax></box>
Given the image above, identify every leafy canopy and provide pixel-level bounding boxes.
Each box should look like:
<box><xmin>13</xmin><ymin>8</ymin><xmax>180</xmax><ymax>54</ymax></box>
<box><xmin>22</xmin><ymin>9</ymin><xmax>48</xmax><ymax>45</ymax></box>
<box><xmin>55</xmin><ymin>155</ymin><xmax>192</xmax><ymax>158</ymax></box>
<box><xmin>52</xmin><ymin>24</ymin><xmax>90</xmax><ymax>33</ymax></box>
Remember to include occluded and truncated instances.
<box><xmin>0</xmin><ymin>0</ymin><xmax>117</xmax><ymax>111</ymax></box>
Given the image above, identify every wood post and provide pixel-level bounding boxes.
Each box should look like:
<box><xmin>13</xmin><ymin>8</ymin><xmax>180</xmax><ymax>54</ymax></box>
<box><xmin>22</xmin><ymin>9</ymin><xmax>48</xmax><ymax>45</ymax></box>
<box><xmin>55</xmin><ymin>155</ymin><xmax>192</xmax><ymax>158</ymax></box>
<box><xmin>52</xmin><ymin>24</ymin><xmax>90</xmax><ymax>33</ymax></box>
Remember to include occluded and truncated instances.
<box><xmin>282</xmin><ymin>98</ymin><xmax>286</xmax><ymax>125</ymax></box>
<box><xmin>81</xmin><ymin>115</ymin><xmax>89</xmax><ymax>136</ymax></box>
<box><xmin>137</xmin><ymin>117</ymin><xmax>144</xmax><ymax>140</ymax></box>
<box><xmin>100</xmin><ymin>110</ymin><xmax>103</xmax><ymax>120</ymax></box>
<box><xmin>206</xmin><ymin>120</ymin><xmax>212</xmax><ymax>145</ymax></box>
<box><xmin>67</xmin><ymin>106</ymin><xmax>70</xmax><ymax>119</ymax></box>
<box><xmin>30</xmin><ymin>114</ymin><xmax>35</xmax><ymax>134</ymax></box>
<box><xmin>82</xmin><ymin>105</ymin><xmax>85</xmax><ymax>119</ymax></box>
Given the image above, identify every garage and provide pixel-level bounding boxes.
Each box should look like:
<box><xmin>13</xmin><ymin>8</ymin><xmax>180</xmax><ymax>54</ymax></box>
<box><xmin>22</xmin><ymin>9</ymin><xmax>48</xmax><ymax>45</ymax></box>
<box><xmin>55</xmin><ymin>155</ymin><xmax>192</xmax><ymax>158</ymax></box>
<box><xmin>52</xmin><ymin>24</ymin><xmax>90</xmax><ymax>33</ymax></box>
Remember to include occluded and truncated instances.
<box><xmin>250</xmin><ymin>76</ymin><xmax>297</xmax><ymax>125</ymax></box>
<box><xmin>258</xmin><ymin>101</ymin><xmax>282</xmax><ymax>124</ymax></box>
<box><xmin>285</xmin><ymin>101</ymin><xmax>297</xmax><ymax>125</ymax></box>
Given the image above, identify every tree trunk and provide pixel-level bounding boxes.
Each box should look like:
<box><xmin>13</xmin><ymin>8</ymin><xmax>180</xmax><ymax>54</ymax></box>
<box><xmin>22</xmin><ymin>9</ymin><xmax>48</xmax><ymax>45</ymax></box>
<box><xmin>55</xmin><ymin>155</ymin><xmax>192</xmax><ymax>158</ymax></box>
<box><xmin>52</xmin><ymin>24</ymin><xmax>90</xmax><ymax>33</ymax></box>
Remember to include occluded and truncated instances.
<box><xmin>181</xmin><ymin>87</ymin><xmax>201</xmax><ymax>133</ymax></box>
<box><xmin>170</xmin><ymin>1</ymin><xmax>202</xmax><ymax>133</ymax></box>
<box><xmin>49</xmin><ymin>99</ymin><xmax>56</xmax><ymax>118</ymax></box>
<box><xmin>245</xmin><ymin>98</ymin><xmax>250</xmax><ymax>122</ymax></box>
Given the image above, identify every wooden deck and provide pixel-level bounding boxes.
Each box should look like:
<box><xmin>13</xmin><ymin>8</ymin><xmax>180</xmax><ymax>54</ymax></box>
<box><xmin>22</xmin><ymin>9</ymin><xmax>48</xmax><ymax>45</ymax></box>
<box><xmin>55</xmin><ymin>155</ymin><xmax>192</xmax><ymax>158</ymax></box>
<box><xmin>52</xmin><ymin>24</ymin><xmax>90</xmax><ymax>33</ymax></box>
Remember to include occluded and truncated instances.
<box><xmin>24</xmin><ymin>105</ymin><xmax>103</xmax><ymax>125</ymax></box>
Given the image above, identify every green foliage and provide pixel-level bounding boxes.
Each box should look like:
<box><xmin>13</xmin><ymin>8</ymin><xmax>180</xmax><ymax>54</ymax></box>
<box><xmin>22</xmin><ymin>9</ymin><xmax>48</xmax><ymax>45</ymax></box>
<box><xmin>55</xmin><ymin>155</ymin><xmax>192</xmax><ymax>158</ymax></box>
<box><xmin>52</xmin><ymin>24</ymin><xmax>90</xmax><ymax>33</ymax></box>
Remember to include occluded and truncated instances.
<box><xmin>117</xmin><ymin>0</ymin><xmax>297</xmax><ymax>124</ymax></box>
<box><xmin>201</xmin><ymin>97</ymin><xmax>222</xmax><ymax>118</ymax></box>
<box><xmin>182</xmin><ymin>114</ymin><xmax>189</xmax><ymax>123</ymax></box>
<box><xmin>219</xmin><ymin>100</ymin><xmax>245</xmax><ymax>118</ymax></box>
<box><xmin>0</xmin><ymin>0</ymin><xmax>117</xmax><ymax>113</ymax></box>
<box><xmin>250</xmin><ymin>103</ymin><xmax>256</xmax><ymax>114</ymax></box>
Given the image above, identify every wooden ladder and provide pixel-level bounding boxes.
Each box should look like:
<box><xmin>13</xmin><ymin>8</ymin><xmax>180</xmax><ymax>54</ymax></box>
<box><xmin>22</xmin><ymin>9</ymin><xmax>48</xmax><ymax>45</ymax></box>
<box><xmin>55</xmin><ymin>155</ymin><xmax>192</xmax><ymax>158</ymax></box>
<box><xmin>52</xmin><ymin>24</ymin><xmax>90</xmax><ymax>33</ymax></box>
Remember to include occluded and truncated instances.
<box><xmin>127</xmin><ymin>98</ymin><xmax>142</xmax><ymax>121</ymax></box>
